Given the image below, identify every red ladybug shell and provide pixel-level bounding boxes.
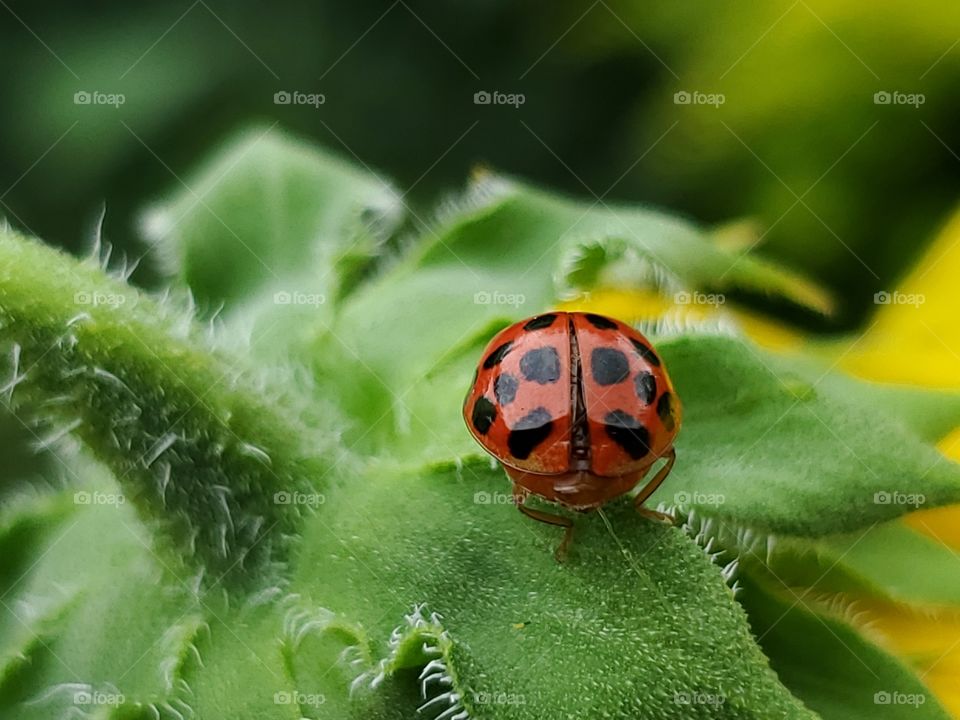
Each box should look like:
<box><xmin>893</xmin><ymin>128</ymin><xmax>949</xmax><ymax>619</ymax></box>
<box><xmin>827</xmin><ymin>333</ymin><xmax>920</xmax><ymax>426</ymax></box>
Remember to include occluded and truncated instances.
<box><xmin>463</xmin><ymin>312</ymin><xmax>681</xmax><ymax>510</ymax></box>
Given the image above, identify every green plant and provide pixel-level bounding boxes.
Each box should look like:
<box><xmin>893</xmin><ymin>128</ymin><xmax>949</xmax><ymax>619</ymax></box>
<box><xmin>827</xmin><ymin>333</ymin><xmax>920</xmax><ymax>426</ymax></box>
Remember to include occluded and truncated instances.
<box><xmin>1</xmin><ymin>127</ymin><xmax>958</xmax><ymax>719</ymax></box>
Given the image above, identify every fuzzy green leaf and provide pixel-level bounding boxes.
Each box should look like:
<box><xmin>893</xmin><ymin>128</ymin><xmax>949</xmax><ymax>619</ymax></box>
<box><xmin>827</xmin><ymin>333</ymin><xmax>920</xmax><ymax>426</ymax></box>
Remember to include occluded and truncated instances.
<box><xmin>739</xmin><ymin>571</ymin><xmax>950</xmax><ymax>720</ymax></box>
<box><xmin>656</xmin><ymin>334</ymin><xmax>960</xmax><ymax>535</ymax></box>
<box><xmin>0</xmin><ymin>229</ymin><xmax>329</xmax><ymax>581</ymax></box>
<box><xmin>284</xmin><ymin>460</ymin><xmax>816</xmax><ymax>720</ymax></box>
<box><xmin>0</xmin><ymin>458</ymin><xmax>819</xmax><ymax>720</ymax></box>
<box><xmin>759</xmin><ymin>522</ymin><xmax>960</xmax><ymax>609</ymax></box>
<box><xmin>141</xmin><ymin>126</ymin><xmax>404</xmax><ymax>312</ymax></box>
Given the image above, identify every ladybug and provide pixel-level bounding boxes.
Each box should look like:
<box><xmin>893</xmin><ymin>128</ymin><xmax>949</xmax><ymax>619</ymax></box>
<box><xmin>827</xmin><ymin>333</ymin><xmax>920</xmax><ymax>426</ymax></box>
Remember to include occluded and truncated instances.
<box><xmin>463</xmin><ymin>311</ymin><xmax>681</xmax><ymax>558</ymax></box>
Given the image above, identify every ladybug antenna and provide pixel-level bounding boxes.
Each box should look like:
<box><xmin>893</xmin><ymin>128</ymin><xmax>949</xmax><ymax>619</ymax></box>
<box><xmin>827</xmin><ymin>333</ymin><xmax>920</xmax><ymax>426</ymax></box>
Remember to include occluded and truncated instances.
<box><xmin>596</xmin><ymin>508</ymin><xmax>674</xmax><ymax>614</ymax></box>
<box><xmin>595</xmin><ymin>508</ymin><xmax>644</xmax><ymax>579</ymax></box>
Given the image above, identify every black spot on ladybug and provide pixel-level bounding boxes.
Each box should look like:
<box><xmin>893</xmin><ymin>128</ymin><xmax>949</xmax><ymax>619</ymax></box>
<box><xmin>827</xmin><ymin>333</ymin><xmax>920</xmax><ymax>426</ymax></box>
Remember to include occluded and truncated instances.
<box><xmin>630</xmin><ymin>338</ymin><xmax>661</xmax><ymax>367</ymax></box>
<box><xmin>590</xmin><ymin>347</ymin><xmax>629</xmax><ymax>386</ymax></box>
<box><xmin>603</xmin><ymin>410</ymin><xmax>651</xmax><ymax>460</ymax></box>
<box><xmin>483</xmin><ymin>341</ymin><xmax>513</xmax><ymax>369</ymax></box>
<box><xmin>520</xmin><ymin>347</ymin><xmax>561</xmax><ymax>384</ymax></box>
<box><xmin>494</xmin><ymin>373</ymin><xmax>519</xmax><ymax>405</ymax></box>
<box><xmin>508</xmin><ymin>407</ymin><xmax>554</xmax><ymax>460</ymax></box>
<box><xmin>524</xmin><ymin>314</ymin><xmax>557</xmax><ymax>330</ymax></box>
<box><xmin>635</xmin><ymin>371</ymin><xmax>657</xmax><ymax>405</ymax></box>
<box><xmin>471</xmin><ymin>396</ymin><xmax>497</xmax><ymax>435</ymax></box>
<box><xmin>585</xmin><ymin>313</ymin><xmax>618</xmax><ymax>330</ymax></box>
<box><xmin>657</xmin><ymin>392</ymin><xmax>676</xmax><ymax>432</ymax></box>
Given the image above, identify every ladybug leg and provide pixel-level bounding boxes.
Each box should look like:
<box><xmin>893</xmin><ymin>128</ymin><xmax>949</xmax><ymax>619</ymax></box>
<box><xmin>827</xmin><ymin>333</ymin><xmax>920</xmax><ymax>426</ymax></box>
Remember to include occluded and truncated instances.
<box><xmin>633</xmin><ymin>447</ymin><xmax>676</xmax><ymax>525</ymax></box>
<box><xmin>513</xmin><ymin>484</ymin><xmax>574</xmax><ymax>562</ymax></box>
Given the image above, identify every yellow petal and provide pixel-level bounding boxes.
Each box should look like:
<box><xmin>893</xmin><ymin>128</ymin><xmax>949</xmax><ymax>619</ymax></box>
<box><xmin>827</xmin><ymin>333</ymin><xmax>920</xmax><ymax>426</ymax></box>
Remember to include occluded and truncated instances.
<box><xmin>848</xmin><ymin>599</ymin><xmax>960</xmax><ymax>717</ymax></box>
<box><xmin>726</xmin><ymin>306</ymin><xmax>806</xmax><ymax>352</ymax></box>
<box><xmin>557</xmin><ymin>288</ymin><xmax>665</xmax><ymax>321</ymax></box>
<box><xmin>841</xmin><ymin>206</ymin><xmax>960</xmax><ymax>388</ymax></box>
<box><xmin>904</xmin><ymin>505</ymin><xmax>960</xmax><ymax>555</ymax></box>
<box><xmin>898</xmin><ymin>431</ymin><xmax>960</xmax><ymax>552</ymax></box>
<box><xmin>937</xmin><ymin>426</ymin><xmax>960</xmax><ymax>462</ymax></box>
<box><xmin>555</xmin><ymin>288</ymin><xmax>806</xmax><ymax>351</ymax></box>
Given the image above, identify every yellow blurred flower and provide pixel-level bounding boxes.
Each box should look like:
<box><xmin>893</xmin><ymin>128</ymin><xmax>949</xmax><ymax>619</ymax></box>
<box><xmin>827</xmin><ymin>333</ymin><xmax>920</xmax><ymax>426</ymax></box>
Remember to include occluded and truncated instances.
<box><xmin>840</xmin><ymin>206</ymin><xmax>960</xmax><ymax>388</ymax></box>
<box><xmin>829</xmin><ymin>596</ymin><xmax>960</xmax><ymax>718</ymax></box>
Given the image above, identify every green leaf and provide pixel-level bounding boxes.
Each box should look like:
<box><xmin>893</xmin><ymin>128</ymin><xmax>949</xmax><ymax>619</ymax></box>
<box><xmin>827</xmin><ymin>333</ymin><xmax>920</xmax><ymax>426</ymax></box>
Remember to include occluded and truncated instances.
<box><xmin>738</xmin><ymin>571</ymin><xmax>950</xmax><ymax>720</ymax></box>
<box><xmin>286</xmin><ymin>460</ymin><xmax>817</xmax><ymax>720</ymax></box>
<box><xmin>416</xmin><ymin>177</ymin><xmax>831</xmax><ymax>313</ymax></box>
<box><xmin>813</xmin><ymin>373</ymin><xmax>960</xmax><ymax>445</ymax></box>
<box><xmin>0</xmin><ymin>465</ymin><xmax>199</xmax><ymax>719</ymax></box>
<box><xmin>657</xmin><ymin>334</ymin><xmax>960</xmax><ymax>536</ymax></box>
<box><xmin>555</xmin><ymin>233</ymin><xmax>832</xmax><ymax>314</ymax></box>
<box><xmin>0</xmin><ymin>458</ymin><xmax>818</xmax><ymax>720</ymax></box>
<box><xmin>0</xmin><ymin>457</ymin><xmax>363</xmax><ymax>720</ymax></box>
<box><xmin>0</xmin><ymin>497</ymin><xmax>76</xmax><ymax>700</ymax></box>
<box><xmin>0</xmin><ymin>229</ymin><xmax>329</xmax><ymax>581</ymax></box>
<box><xmin>141</xmin><ymin>125</ymin><xmax>404</xmax><ymax>313</ymax></box>
<box><xmin>761</xmin><ymin>522</ymin><xmax>960</xmax><ymax>608</ymax></box>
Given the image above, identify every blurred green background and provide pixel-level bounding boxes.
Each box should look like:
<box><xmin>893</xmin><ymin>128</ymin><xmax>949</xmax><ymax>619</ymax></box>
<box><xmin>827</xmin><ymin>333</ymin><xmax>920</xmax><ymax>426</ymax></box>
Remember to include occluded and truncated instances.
<box><xmin>1</xmin><ymin>0</ymin><xmax>959</xmax><ymax>328</ymax></box>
